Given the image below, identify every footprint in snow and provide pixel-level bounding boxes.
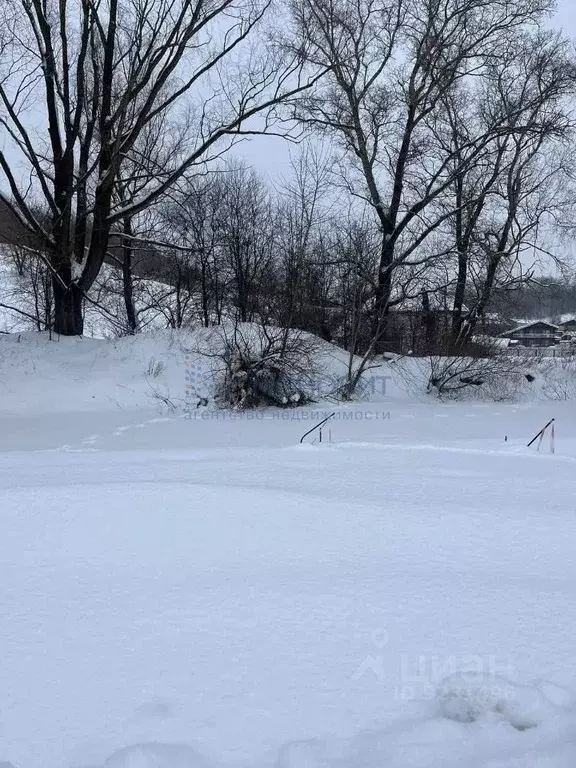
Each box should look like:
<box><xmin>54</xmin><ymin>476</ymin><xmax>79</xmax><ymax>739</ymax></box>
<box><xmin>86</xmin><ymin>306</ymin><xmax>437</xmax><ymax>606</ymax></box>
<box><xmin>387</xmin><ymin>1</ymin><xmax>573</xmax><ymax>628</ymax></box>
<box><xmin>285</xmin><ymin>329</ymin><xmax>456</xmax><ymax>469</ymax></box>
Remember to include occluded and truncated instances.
<box><xmin>133</xmin><ymin>699</ymin><xmax>176</xmax><ymax>719</ymax></box>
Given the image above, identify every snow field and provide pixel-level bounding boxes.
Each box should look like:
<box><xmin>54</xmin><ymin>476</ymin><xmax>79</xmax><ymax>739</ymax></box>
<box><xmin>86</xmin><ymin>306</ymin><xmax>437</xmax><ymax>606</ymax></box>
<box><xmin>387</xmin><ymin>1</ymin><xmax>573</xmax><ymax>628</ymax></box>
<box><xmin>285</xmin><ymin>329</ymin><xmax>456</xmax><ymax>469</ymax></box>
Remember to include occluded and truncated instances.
<box><xmin>1</xmin><ymin>331</ymin><xmax>576</xmax><ymax>768</ymax></box>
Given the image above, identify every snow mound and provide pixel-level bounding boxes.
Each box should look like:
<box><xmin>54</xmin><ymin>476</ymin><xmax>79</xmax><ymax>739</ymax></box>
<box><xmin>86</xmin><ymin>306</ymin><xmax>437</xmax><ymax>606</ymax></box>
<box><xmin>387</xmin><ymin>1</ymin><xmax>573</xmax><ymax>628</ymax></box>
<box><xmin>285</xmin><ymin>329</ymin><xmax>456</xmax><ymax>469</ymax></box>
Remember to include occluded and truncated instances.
<box><xmin>437</xmin><ymin>674</ymin><xmax>559</xmax><ymax>730</ymax></box>
<box><xmin>275</xmin><ymin>740</ymin><xmax>328</xmax><ymax>768</ymax></box>
<box><xmin>104</xmin><ymin>743</ymin><xmax>208</xmax><ymax>768</ymax></box>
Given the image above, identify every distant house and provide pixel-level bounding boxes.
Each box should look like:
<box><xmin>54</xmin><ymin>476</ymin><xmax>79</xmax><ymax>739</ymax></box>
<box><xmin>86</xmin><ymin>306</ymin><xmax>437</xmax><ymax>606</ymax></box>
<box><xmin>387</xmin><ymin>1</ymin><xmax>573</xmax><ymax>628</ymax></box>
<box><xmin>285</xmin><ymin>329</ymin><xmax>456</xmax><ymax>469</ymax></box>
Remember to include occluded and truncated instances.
<box><xmin>501</xmin><ymin>321</ymin><xmax>559</xmax><ymax>348</ymax></box>
<box><xmin>558</xmin><ymin>318</ymin><xmax>576</xmax><ymax>337</ymax></box>
<box><xmin>387</xmin><ymin>292</ymin><xmax>458</xmax><ymax>353</ymax></box>
<box><xmin>476</xmin><ymin>311</ymin><xmax>509</xmax><ymax>337</ymax></box>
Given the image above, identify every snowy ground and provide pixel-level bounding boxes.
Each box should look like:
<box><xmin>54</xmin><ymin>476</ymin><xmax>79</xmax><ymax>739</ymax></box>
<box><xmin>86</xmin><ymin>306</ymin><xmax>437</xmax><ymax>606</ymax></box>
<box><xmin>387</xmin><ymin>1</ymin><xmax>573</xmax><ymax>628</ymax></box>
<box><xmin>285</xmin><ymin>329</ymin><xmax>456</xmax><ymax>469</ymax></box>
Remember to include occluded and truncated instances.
<box><xmin>2</xmin><ymin>333</ymin><xmax>576</xmax><ymax>768</ymax></box>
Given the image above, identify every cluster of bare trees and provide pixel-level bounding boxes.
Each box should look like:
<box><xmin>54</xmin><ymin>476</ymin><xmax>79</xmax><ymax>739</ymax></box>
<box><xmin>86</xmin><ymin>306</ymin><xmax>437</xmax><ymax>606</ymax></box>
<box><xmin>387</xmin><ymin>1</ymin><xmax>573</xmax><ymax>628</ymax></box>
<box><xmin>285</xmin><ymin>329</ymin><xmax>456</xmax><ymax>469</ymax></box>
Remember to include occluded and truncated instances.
<box><xmin>289</xmin><ymin>0</ymin><xmax>576</xmax><ymax>349</ymax></box>
<box><xmin>0</xmin><ymin>0</ymin><xmax>322</xmax><ymax>334</ymax></box>
<box><xmin>0</xmin><ymin>0</ymin><xmax>575</xmax><ymax>360</ymax></box>
<box><xmin>83</xmin><ymin>153</ymin><xmax>377</xmax><ymax>345</ymax></box>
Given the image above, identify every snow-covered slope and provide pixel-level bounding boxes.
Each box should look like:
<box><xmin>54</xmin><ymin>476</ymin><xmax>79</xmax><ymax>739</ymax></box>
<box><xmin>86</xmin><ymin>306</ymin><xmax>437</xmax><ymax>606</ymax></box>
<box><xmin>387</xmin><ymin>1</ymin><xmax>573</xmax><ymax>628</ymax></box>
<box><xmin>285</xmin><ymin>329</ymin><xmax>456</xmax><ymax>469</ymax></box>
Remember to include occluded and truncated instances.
<box><xmin>1</xmin><ymin>331</ymin><xmax>576</xmax><ymax>768</ymax></box>
<box><xmin>0</xmin><ymin>328</ymin><xmax>411</xmax><ymax>416</ymax></box>
<box><xmin>0</xmin><ymin>330</ymin><xmax>198</xmax><ymax>415</ymax></box>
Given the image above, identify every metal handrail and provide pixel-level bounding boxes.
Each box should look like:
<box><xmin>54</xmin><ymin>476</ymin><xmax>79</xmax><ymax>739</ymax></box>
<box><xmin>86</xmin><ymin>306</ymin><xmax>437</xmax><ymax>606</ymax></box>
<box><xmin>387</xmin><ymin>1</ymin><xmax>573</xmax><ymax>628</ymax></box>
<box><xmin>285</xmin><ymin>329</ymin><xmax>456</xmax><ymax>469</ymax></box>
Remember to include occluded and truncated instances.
<box><xmin>300</xmin><ymin>412</ymin><xmax>336</xmax><ymax>444</ymax></box>
<box><xmin>527</xmin><ymin>418</ymin><xmax>554</xmax><ymax>448</ymax></box>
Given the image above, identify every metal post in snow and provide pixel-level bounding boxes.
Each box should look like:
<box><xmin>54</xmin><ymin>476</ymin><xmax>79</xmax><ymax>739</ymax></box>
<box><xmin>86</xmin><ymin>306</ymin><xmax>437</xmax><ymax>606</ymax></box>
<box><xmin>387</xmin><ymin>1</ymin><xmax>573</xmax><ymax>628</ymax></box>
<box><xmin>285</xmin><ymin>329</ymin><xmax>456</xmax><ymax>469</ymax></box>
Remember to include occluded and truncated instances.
<box><xmin>299</xmin><ymin>412</ymin><xmax>336</xmax><ymax>444</ymax></box>
<box><xmin>527</xmin><ymin>418</ymin><xmax>555</xmax><ymax>448</ymax></box>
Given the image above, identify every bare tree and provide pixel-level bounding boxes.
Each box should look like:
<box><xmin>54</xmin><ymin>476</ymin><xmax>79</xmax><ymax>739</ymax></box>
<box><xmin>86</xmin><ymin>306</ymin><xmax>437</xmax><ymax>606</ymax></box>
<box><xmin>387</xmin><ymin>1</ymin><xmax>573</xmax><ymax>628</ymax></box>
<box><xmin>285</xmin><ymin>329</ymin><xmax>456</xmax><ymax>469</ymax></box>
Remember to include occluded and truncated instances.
<box><xmin>216</xmin><ymin>164</ymin><xmax>277</xmax><ymax>322</ymax></box>
<box><xmin>328</xmin><ymin>213</ymin><xmax>382</xmax><ymax>397</ymax></box>
<box><xmin>0</xmin><ymin>245</ymin><xmax>52</xmax><ymax>332</ymax></box>
<box><xmin>443</xmin><ymin>31</ymin><xmax>576</xmax><ymax>345</ymax></box>
<box><xmin>148</xmin><ymin>171</ymin><xmax>239</xmax><ymax>329</ymax></box>
<box><xmin>273</xmin><ymin>146</ymin><xmax>332</xmax><ymax>330</ymax></box>
<box><xmin>113</xmin><ymin>116</ymin><xmax>188</xmax><ymax>334</ymax></box>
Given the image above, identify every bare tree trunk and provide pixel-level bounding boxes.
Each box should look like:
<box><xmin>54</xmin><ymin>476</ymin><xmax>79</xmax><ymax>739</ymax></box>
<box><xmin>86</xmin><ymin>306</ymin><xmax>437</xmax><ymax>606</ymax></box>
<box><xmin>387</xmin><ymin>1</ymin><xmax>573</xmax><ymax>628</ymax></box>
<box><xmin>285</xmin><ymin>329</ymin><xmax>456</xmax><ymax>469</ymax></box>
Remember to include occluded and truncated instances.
<box><xmin>122</xmin><ymin>217</ymin><xmax>138</xmax><ymax>334</ymax></box>
<box><xmin>451</xmin><ymin>173</ymin><xmax>468</xmax><ymax>343</ymax></box>
<box><xmin>451</xmin><ymin>248</ymin><xmax>468</xmax><ymax>342</ymax></box>
<box><xmin>373</xmin><ymin>237</ymin><xmax>393</xmax><ymax>352</ymax></box>
<box><xmin>421</xmin><ymin>291</ymin><xmax>436</xmax><ymax>352</ymax></box>
<box><xmin>53</xmin><ymin>276</ymin><xmax>84</xmax><ymax>335</ymax></box>
<box><xmin>200</xmin><ymin>260</ymin><xmax>210</xmax><ymax>327</ymax></box>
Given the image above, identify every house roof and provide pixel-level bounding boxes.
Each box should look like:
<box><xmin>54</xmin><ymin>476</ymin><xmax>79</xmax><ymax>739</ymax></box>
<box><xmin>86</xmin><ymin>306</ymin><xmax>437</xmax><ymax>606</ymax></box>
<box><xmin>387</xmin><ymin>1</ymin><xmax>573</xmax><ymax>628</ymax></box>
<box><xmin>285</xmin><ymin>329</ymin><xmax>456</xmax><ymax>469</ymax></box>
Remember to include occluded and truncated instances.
<box><xmin>501</xmin><ymin>321</ymin><xmax>559</xmax><ymax>337</ymax></box>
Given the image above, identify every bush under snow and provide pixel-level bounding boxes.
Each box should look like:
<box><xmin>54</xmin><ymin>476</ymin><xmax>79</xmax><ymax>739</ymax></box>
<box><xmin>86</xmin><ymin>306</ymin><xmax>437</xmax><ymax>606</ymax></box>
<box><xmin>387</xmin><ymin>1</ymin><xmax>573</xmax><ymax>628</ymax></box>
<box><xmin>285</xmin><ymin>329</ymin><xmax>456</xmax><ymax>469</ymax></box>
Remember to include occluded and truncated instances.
<box><xmin>437</xmin><ymin>674</ymin><xmax>561</xmax><ymax>730</ymax></box>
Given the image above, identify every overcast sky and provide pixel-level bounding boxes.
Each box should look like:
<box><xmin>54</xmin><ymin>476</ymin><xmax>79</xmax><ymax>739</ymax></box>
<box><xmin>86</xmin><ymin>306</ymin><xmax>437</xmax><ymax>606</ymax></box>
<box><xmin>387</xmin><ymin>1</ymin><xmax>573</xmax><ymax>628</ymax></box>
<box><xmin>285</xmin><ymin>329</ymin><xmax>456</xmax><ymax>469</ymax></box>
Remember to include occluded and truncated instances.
<box><xmin>555</xmin><ymin>0</ymin><xmax>575</xmax><ymax>34</ymax></box>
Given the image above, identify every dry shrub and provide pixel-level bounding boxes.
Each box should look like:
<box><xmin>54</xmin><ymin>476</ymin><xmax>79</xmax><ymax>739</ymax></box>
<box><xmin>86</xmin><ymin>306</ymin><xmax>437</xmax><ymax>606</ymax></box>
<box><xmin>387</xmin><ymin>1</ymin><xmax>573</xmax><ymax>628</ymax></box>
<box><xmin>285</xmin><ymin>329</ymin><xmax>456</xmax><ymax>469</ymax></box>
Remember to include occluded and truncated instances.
<box><xmin>207</xmin><ymin>324</ymin><xmax>322</xmax><ymax>409</ymax></box>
